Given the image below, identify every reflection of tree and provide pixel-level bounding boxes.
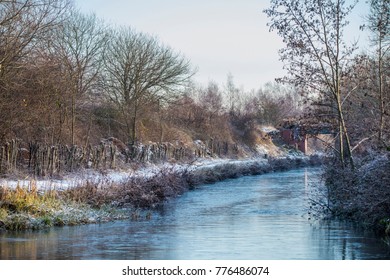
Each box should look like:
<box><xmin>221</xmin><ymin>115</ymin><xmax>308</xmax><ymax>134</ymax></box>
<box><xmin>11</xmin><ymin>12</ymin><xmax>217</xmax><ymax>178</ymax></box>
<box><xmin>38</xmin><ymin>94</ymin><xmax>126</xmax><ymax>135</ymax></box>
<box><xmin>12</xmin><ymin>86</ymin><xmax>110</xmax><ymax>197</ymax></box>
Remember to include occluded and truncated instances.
<box><xmin>0</xmin><ymin>232</ymin><xmax>38</xmax><ymax>259</ymax></box>
<box><xmin>309</xmin><ymin>220</ymin><xmax>389</xmax><ymax>259</ymax></box>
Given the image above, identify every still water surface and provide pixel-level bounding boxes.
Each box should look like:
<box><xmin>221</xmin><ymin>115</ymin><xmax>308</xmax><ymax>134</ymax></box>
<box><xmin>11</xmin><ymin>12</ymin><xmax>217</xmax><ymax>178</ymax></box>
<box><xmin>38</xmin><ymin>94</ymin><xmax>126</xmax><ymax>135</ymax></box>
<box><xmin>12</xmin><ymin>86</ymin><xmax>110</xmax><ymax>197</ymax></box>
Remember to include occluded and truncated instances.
<box><xmin>1</xmin><ymin>168</ymin><xmax>389</xmax><ymax>259</ymax></box>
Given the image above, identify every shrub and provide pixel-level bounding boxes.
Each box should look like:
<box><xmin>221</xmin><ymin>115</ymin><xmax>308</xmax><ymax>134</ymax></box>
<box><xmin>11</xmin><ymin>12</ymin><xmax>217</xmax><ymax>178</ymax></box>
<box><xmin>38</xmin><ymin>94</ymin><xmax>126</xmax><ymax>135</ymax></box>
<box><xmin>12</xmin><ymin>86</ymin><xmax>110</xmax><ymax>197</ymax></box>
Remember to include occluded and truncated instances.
<box><xmin>320</xmin><ymin>154</ymin><xmax>390</xmax><ymax>236</ymax></box>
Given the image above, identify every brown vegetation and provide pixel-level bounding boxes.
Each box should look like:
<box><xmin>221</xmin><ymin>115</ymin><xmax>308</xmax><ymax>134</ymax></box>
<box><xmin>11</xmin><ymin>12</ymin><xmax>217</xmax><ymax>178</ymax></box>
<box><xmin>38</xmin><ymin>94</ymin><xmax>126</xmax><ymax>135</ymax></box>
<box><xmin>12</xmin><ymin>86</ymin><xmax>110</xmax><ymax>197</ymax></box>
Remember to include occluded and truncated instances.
<box><xmin>0</xmin><ymin>1</ymin><xmax>302</xmax><ymax>181</ymax></box>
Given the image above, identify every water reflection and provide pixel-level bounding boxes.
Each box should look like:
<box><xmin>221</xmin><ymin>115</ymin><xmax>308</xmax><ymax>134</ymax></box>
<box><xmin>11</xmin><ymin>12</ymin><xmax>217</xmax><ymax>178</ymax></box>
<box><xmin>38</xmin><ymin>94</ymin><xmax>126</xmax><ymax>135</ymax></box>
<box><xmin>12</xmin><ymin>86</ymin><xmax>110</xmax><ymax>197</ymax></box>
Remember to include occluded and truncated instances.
<box><xmin>309</xmin><ymin>220</ymin><xmax>390</xmax><ymax>260</ymax></box>
<box><xmin>1</xmin><ymin>168</ymin><xmax>389</xmax><ymax>259</ymax></box>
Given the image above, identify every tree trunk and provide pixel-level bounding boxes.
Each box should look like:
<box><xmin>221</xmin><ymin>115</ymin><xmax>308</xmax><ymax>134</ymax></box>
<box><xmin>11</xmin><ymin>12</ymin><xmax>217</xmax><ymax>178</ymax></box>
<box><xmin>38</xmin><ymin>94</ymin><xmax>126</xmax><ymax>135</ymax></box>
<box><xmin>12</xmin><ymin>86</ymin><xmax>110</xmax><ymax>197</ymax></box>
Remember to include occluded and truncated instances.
<box><xmin>71</xmin><ymin>90</ymin><xmax>76</xmax><ymax>145</ymax></box>
<box><xmin>131</xmin><ymin>102</ymin><xmax>138</xmax><ymax>145</ymax></box>
<box><xmin>378</xmin><ymin>40</ymin><xmax>385</xmax><ymax>146</ymax></box>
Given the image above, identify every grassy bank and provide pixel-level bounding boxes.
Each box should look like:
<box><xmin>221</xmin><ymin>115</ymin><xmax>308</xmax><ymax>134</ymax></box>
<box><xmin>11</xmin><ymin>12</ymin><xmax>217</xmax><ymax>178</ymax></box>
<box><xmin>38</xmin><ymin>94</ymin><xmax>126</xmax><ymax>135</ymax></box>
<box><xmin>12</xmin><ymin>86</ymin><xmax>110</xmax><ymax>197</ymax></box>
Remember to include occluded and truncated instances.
<box><xmin>0</xmin><ymin>155</ymin><xmax>321</xmax><ymax>231</ymax></box>
<box><xmin>0</xmin><ymin>183</ymin><xmax>129</xmax><ymax>231</ymax></box>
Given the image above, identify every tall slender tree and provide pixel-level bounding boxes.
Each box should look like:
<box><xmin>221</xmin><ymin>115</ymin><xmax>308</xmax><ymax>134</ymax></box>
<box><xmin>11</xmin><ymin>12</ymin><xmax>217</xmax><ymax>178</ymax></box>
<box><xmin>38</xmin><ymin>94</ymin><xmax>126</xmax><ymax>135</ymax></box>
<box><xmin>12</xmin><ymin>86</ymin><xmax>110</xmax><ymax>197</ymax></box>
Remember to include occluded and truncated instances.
<box><xmin>365</xmin><ymin>0</ymin><xmax>389</xmax><ymax>146</ymax></box>
<box><xmin>264</xmin><ymin>0</ymin><xmax>358</xmax><ymax>168</ymax></box>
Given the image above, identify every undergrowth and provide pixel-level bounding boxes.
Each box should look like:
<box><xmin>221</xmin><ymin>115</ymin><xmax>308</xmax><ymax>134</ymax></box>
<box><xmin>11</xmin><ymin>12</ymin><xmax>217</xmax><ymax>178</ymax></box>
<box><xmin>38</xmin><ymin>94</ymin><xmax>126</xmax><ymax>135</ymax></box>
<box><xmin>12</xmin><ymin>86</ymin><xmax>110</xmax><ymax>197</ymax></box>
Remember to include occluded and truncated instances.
<box><xmin>312</xmin><ymin>154</ymin><xmax>390</xmax><ymax>237</ymax></box>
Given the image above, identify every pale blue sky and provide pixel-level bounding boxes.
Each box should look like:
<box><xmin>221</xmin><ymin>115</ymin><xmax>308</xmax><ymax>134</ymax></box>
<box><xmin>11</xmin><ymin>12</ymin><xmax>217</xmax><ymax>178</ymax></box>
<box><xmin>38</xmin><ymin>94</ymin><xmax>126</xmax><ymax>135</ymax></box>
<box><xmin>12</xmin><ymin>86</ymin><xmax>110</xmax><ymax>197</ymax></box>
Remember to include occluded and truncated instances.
<box><xmin>74</xmin><ymin>0</ymin><xmax>370</xmax><ymax>91</ymax></box>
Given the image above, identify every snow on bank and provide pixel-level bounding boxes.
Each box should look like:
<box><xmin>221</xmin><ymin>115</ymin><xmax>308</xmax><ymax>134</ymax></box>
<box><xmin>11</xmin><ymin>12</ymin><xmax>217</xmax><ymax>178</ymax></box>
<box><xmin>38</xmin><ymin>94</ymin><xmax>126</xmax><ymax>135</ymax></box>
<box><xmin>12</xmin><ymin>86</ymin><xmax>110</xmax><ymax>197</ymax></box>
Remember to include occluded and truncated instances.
<box><xmin>0</xmin><ymin>157</ymin><xmax>271</xmax><ymax>191</ymax></box>
<box><xmin>0</xmin><ymin>152</ymin><xmax>315</xmax><ymax>192</ymax></box>
<box><xmin>0</xmin><ymin>154</ymin><xmax>317</xmax><ymax>231</ymax></box>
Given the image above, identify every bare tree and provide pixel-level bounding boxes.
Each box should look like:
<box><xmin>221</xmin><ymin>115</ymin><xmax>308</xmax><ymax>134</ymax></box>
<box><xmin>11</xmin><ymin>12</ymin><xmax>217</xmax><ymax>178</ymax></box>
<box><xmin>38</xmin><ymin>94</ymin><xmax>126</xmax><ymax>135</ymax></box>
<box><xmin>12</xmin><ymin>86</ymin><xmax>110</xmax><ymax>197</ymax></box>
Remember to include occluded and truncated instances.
<box><xmin>199</xmin><ymin>81</ymin><xmax>223</xmax><ymax>122</ymax></box>
<box><xmin>264</xmin><ymin>0</ymin><xmax>358</xmax><ymax>168</ymax></box>
<box><xmin>0</xmin><ymin>0</ymin><xmax>70</xmax><ymax>141</ymax></box>
<box><xmin>0</xmin><ymin>0</ymin><xmax>70</xmax><ymax>80</ymax></box>
<box><xmin>224</xmin><ymin>73</ymin><xmax>241</xmax><ymax>115</ymax></box>
<box><xmin>102</xmin><ymin>27</ymin><xmax>194</xmax><ymax>144</ymax></box>
<box><xmin>256</xmin><ymin>86</ymin><xmax>300</xmax><ymax>125</ymax></box>
<box><xmin>364</xmin><ymin>0</ymin><xmax>389</xmax><ymax>146</ymax></box>
<box><xmin>48</xmin><ymin>9</ymin><xmax>108</xmax><ymax>145</ymax></box>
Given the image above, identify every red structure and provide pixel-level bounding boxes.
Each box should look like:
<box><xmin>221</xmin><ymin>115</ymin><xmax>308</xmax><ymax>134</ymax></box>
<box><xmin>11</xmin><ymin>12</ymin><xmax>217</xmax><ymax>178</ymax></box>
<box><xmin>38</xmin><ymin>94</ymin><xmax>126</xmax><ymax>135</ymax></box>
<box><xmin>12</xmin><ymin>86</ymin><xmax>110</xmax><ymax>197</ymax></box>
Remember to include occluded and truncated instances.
<box><xmin>277</xmin><ymin>118</ymin><xmax>334</xmax><ymax>155</ymax></box>
<box><xmin>280</xmin><ymin>128</ymin><xmax>307</xmax><ymax>154</ymax></box>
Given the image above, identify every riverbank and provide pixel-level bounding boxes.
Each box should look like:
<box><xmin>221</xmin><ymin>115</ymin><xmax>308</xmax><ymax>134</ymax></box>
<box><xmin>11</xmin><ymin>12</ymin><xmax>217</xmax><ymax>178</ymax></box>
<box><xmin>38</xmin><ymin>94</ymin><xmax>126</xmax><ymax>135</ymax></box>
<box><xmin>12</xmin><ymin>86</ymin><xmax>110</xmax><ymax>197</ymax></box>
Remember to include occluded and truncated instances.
<box><xmin>319</xmin><ymin>154</ymin><xmax>390</xmax><ymax>239</ymax></box>
<box><xmin>0</xmin><ymin>154</ymin><xmax>323</xmax><ymax>231</ymax></box>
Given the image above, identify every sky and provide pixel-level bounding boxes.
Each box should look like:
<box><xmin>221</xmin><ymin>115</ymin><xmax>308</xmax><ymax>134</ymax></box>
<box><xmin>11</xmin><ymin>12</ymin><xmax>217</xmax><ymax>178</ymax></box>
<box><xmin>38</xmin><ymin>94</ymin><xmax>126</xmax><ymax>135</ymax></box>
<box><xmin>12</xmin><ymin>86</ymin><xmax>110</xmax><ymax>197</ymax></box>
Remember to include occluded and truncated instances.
<box><xmin>73</xmin><ymin>0</ymin><xmax>370</xmax><ymax>91</ymax></box>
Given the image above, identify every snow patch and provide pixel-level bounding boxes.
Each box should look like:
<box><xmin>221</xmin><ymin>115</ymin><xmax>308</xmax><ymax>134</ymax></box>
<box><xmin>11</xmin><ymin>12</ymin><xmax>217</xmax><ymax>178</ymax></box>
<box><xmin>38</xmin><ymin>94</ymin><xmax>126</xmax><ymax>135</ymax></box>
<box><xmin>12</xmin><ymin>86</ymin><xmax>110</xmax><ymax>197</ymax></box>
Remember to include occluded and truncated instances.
<box><xmin>0</xmin><ymin>157</ymin><xmax>274</xmax><ymax>191</ymax></box>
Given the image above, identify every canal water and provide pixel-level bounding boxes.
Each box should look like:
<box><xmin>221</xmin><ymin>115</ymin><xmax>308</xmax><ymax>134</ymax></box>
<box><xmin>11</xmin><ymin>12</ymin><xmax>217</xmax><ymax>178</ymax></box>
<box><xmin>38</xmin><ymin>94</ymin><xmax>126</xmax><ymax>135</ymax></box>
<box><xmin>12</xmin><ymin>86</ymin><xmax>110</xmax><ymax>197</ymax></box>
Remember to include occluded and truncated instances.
<box><xmin>1</xmin><ymin>168</ymin><xmax>389</xmax><ymax>259</ymax></box>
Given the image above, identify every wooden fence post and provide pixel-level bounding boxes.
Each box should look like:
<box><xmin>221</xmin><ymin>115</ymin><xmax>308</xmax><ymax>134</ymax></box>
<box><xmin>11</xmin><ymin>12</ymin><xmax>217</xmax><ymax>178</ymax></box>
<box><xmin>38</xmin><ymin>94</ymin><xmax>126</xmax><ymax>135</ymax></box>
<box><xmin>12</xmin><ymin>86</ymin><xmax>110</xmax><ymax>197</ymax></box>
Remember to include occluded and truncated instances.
<box><xmin>110</xmin><ymin>144</ymin><xmax>116</xmax><ymax>169</ymax></box>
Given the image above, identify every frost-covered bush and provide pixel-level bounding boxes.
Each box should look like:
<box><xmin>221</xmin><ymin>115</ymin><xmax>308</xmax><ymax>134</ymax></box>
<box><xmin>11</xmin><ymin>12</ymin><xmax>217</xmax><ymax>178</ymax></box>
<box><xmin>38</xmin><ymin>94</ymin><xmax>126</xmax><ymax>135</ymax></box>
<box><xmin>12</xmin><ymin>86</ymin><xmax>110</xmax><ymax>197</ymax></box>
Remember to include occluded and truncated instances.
<box><xmin>323</xmin><ymin>154</ymin><xmax>390</xmax><ymax>235</ymax></box>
